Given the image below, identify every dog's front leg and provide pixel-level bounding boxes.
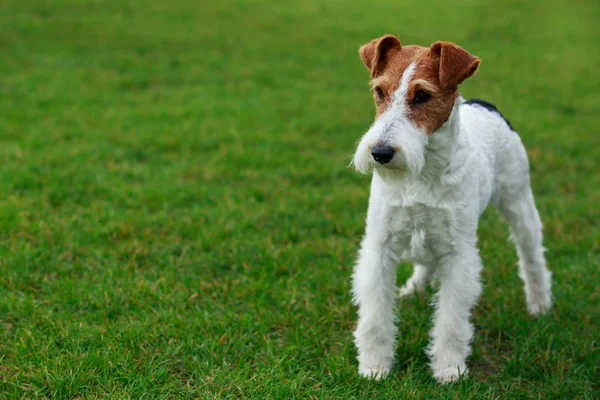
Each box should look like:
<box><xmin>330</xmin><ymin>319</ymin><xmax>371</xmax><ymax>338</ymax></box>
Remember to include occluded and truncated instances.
<box><xmin>427</xmin><ymin>247</ymin><xmax>482</xmax><ymax>383</ymax></box>
<box><xmin>352</xmin><ymin>222</ymin><xmax>399</xmax><ymax>380</ymax></box>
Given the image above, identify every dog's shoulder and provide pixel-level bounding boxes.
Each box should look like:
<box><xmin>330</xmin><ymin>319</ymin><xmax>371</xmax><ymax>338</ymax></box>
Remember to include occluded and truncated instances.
<box><xmin>462</xmin><ymin>98</ymin><xmax>514</xmax><ymax>131</ymax></box>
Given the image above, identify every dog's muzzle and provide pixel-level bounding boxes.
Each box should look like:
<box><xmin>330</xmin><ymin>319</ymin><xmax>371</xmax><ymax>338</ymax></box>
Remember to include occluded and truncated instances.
<box><xmin>371</xmin><ymin>145</ymin><xmax>395</xmax><ymax>164</ymax></box>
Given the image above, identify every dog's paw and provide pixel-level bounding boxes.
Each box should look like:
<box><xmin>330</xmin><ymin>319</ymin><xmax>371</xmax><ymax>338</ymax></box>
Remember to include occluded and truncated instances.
<box><xmin>397</xmin><ymin>282</ymin><xmax>424</xmax><ymax>299</ymax></box>
<box><xmin>358</xmin><ymin>365</ymin><xmax>390</xmax><ymax>380</ymax></box>
<box><xmin>355</xmin><ymin>336</ymin><xmax>394</xmax><ymax>381</ymax></box>
<box><xmin>433</xmin><ymin>365</ymin><xmax>467</xmax><ymax>384</ymax></box>
<box><xmin>527</xmin><ymin>294</ymin><xmax>551</xmax><ymax>317</ymax></box>
<box><xmin>397</xmin><ymin>284</ymin><xmax>416</xmax><ymax>299</ymax></box>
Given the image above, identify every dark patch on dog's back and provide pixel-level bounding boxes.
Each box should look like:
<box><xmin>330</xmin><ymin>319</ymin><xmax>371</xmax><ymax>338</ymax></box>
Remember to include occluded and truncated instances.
<box><xmin>463</xmin><ymin>98</ymin><xmax>514</xmax><ymax>131</ymax></box>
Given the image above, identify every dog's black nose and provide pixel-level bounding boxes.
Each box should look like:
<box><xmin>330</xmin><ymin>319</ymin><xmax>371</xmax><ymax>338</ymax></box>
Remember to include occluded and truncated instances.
<box><xmin>371</xmin><ymin>145</ymin><xmax>395</xmax><ymax>164</ymax></box>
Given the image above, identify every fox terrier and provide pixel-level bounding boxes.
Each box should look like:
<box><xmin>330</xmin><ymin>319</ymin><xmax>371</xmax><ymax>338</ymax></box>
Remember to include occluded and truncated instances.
<box><xmin>350</xmin><ymin>34</ymin><xmax>552</xmax><ymax>383</ymax></box>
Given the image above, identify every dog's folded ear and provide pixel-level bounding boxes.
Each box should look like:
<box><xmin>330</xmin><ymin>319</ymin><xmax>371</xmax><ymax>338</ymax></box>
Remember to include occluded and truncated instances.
<box><xmin>359</xmin><ymin>34</ymin><xmax>402</xmax><ymax>77</ymax></box>
<box><xmin>430</xmin><ymin>41</ymin><xmax>480</xmax><ymax>89</ymax></box>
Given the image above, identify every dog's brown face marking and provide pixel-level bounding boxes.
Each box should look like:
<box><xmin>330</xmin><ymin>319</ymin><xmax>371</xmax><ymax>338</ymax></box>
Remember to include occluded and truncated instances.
<box><xmin>360</xmin><ymin>35</ymin><xmax>480</xmax><ymax>134</ymax></box>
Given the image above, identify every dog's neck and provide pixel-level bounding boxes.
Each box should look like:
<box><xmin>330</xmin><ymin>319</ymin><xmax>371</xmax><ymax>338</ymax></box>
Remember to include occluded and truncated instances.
<box><xmin>420</xmin><ymin>96</ymin><xmax>463</xmax><ymax>180</ymax></box>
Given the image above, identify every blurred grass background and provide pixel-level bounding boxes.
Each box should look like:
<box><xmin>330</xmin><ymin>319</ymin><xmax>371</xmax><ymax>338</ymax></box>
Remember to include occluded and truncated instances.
<box><xmin>0</xmin><ymin>0</ymin><xmax>598</xmax><ymax>398</ymax></box>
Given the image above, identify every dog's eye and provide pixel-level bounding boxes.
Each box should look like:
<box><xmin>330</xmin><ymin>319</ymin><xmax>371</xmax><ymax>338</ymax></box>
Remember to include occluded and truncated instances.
<box><xmin>413</xmin><ymin>90</ymin><xmax>432</xmax><ymax>105</ymax></box>
<box><xmin>374</xmin><ymin>86</ymin><xmax>385</xmax><ymax>101</ymax></box>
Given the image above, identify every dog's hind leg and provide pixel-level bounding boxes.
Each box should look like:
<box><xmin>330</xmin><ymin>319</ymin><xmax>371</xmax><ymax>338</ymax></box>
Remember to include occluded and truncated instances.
<box><xmin>397</xmin><ymin>264</ymin><xmax>434</xmax><ymax>299</ymax></box>
<box><xmin>498</xmin><ymin>187</ymin><xmax>552</xmax><ymax>317</ymax></box>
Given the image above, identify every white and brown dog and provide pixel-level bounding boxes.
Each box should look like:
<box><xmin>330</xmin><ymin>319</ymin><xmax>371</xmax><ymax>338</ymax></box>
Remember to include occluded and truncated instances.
<box><xmin>351</xmin><ymin>34</ymin><xmax>552</xmax><ymax>383</ymax></box>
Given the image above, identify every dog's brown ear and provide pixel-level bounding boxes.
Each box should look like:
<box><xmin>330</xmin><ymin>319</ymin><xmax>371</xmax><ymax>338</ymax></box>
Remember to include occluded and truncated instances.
<box><xmin>430</xmin><ymin>41</ymin><xmax>480</xmax><ymax>89</ymax></box>
<box><xmin>359</xmin><ymin>34</ymin><xmax>402</xmax><ymax>77</ymax></box>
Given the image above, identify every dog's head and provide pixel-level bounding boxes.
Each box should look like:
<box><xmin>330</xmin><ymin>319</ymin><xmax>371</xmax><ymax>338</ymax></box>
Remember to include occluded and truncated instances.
<box><xmin>352</xmin><ymin>34</ymin><xmax>480</xmax><ymax>176</ymax></box>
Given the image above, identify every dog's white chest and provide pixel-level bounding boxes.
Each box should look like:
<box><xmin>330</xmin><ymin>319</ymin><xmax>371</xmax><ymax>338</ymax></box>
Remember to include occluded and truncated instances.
<box><xmin>386</xmin><ymin>204</ymin><xmax>455</xmax><ymax>265</ymax></box>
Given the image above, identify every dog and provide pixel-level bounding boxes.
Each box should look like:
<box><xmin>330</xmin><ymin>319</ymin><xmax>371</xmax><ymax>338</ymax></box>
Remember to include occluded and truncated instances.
<box><xmin>350</xmin><ymin>34</ymin><xmax>552</xmax><ymax>383</ymax></box>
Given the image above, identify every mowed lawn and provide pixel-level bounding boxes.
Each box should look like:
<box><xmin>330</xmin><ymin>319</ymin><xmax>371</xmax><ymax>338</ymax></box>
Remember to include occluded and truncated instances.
<box><xmin>1</xmin><ymin>0</ymin><xmax>599</xmax><ymax>398</ymax></box>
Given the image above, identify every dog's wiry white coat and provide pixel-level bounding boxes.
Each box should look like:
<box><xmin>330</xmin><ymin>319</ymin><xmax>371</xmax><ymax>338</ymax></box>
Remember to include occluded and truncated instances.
<box><xmin>351</xmin><ymin>65</ymin><xmax>552</xmax><ymax>383</ymax></box>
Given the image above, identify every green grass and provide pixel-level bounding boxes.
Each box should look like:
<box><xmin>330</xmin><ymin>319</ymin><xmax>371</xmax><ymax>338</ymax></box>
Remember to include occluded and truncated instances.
<box><xmin>0</xmin><ymin>0</ymin><xmax>599</xmax><ymax>398</ymax></box>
